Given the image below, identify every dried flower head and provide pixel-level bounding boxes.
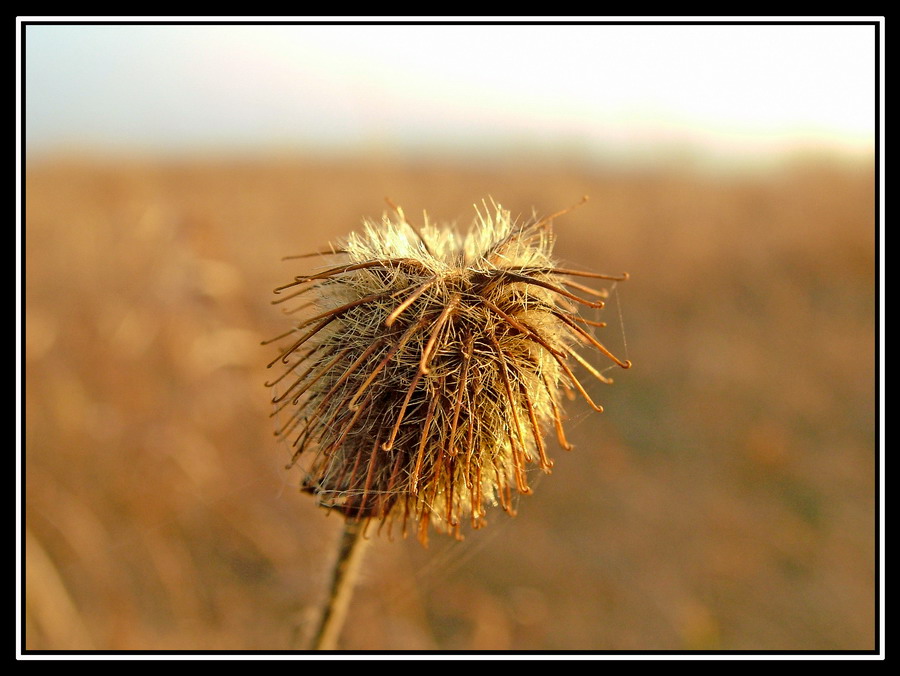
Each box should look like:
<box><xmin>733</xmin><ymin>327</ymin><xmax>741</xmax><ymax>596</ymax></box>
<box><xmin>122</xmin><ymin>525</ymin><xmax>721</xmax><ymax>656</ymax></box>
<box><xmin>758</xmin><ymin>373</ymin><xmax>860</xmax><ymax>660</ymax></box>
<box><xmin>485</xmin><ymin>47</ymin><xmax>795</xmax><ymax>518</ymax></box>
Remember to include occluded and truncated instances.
<box><xmin>265</xmin><ymin>199</ymin><xmax>630</xmax><ymax>544</ymax></box>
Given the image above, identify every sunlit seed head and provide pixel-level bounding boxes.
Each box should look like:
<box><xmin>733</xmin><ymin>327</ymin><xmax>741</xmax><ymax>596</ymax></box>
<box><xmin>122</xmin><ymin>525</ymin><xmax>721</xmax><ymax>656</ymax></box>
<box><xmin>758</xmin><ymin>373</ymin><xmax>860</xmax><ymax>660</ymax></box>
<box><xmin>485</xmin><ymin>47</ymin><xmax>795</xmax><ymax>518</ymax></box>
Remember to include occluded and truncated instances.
<box><xmin>265</xmin><ymin>199</ymin><xmax>630</xmax><ymax>545</ymax></box>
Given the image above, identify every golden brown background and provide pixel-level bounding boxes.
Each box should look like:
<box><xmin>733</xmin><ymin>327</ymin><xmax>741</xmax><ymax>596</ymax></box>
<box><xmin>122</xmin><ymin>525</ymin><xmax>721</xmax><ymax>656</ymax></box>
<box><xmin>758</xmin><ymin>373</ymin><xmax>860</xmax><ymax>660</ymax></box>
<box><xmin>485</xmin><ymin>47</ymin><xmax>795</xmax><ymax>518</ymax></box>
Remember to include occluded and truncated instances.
<box><xmin>24</xmin><ymin>153</ymin><xmax>876</xmax><ymax>651</ymax></box>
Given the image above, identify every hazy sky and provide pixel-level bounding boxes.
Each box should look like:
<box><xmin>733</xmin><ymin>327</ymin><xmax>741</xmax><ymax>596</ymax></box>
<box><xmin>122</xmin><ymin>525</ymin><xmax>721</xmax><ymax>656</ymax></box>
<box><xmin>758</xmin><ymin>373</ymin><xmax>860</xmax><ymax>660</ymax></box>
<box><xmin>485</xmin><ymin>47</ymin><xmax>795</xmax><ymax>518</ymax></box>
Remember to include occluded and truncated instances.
<box><xmin>23</xmin><ymin>22</ymin><xmax>877</xmax><ymax>167</ymax></box>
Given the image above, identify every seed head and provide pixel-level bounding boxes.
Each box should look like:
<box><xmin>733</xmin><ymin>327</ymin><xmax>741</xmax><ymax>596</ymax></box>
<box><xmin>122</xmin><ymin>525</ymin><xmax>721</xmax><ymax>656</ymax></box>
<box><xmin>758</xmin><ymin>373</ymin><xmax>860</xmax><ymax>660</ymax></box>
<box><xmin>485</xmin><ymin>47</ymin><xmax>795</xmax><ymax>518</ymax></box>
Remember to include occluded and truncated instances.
<box><xmin>265</xmin><ymin>199</ymin><xmax>630</xmax><ymax>545</ymax></box>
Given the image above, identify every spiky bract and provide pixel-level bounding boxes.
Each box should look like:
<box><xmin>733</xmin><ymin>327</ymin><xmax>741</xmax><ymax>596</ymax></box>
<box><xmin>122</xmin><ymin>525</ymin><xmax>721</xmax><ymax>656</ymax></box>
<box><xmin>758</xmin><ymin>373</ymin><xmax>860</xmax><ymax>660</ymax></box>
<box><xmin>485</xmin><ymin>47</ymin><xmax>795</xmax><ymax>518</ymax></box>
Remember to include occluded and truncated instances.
<box><xmin>266</xmin><ymin>202</ymin><xmax>629</xmax><ymax>544</ymax></box>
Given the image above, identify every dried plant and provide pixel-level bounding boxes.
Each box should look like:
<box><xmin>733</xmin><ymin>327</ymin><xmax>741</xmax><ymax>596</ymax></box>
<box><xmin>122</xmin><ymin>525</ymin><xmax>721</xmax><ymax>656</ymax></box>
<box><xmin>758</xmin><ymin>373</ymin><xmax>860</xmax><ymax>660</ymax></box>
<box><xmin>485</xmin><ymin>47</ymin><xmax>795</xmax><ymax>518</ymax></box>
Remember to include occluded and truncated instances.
<box><xmin>267</xmin><ymin>198</ymin><xmax>630</xmax><ymax>541</ymax></box>
<box><xmin>265</xmin><ymin>199</ymin><xmax>629</xmax><ymax>648</ymax></box>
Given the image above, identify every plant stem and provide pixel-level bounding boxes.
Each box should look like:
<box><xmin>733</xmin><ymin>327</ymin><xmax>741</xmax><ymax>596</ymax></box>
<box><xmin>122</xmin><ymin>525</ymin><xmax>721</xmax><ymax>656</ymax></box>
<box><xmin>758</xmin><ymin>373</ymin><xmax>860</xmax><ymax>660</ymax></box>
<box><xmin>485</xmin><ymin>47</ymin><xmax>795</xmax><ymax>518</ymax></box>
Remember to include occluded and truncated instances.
<box><xmin>310</xmin><ymin>519</ymin><xmax>369</xmax><ymax>650</ymax></box>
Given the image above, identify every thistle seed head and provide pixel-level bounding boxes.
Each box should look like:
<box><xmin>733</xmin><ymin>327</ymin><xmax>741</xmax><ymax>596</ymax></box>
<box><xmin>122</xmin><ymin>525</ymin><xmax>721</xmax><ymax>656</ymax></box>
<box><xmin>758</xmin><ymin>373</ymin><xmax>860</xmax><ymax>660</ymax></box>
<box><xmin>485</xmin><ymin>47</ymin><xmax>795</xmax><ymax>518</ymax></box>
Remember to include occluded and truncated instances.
<box><xmin>266</xmin><ymin>200</ymin><xmax>630</xmax><ymax>545</ymax></box>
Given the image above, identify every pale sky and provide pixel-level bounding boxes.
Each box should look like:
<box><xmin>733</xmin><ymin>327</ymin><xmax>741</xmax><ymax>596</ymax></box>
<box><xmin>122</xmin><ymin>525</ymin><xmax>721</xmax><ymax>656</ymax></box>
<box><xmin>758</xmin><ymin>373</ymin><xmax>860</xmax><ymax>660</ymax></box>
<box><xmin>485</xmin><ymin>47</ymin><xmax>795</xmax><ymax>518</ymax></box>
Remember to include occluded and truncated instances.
<box><xmin>23</xmin><ymin>22</ymin><xmax>877</xmax><ymax>167</ymax></box>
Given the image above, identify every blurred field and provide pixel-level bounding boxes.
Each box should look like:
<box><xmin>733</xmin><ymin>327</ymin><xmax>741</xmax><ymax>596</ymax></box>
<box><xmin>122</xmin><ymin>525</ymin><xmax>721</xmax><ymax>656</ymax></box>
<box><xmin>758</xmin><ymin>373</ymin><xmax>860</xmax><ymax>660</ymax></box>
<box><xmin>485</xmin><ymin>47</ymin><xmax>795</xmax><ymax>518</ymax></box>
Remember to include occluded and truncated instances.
<box><xmin>23</xmin><ymin>153</ymin><xmax>877</xmax><ymax>652</ymax></box>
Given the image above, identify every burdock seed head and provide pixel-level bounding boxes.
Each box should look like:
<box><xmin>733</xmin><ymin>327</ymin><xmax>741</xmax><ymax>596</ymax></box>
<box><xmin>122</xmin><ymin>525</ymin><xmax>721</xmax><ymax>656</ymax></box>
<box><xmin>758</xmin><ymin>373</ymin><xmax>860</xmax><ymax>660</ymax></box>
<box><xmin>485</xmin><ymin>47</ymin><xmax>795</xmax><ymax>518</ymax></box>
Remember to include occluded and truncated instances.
<box><xmin>265</xmin><ymin>199</ymin><xmax>630</xmax><ymax>545</ymax></box>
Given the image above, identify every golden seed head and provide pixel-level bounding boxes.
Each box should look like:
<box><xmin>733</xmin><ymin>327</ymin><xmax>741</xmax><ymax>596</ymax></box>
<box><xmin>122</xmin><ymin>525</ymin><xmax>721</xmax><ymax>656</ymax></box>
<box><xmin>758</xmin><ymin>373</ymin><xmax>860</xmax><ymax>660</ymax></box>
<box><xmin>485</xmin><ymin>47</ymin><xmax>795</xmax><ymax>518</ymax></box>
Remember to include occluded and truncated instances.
<box><xmin>266</xmin><ymin>200</ymin><xmax>629</xmax><ymax>545</ymax></box>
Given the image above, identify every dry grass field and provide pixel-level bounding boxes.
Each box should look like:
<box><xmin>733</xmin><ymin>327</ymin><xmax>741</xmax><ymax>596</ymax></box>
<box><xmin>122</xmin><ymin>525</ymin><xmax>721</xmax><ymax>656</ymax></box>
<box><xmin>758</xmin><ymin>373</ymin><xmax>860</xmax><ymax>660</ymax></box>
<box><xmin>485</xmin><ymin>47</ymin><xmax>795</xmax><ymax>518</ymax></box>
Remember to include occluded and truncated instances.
<box><xmin>23</xmin><ymin>153</ymin><xmax>877</xmax><ymax>651</ymax></box>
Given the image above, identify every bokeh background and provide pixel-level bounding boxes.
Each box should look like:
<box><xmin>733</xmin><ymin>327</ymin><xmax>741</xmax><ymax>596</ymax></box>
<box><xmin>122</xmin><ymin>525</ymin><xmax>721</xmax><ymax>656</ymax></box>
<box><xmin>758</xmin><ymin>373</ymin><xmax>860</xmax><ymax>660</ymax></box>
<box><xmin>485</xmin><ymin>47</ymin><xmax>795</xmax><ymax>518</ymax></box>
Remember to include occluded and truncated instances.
<box><xmin>22</xmin><ymin>22</ymin><xmax>879</xmax><ymax>652</ymax></box>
